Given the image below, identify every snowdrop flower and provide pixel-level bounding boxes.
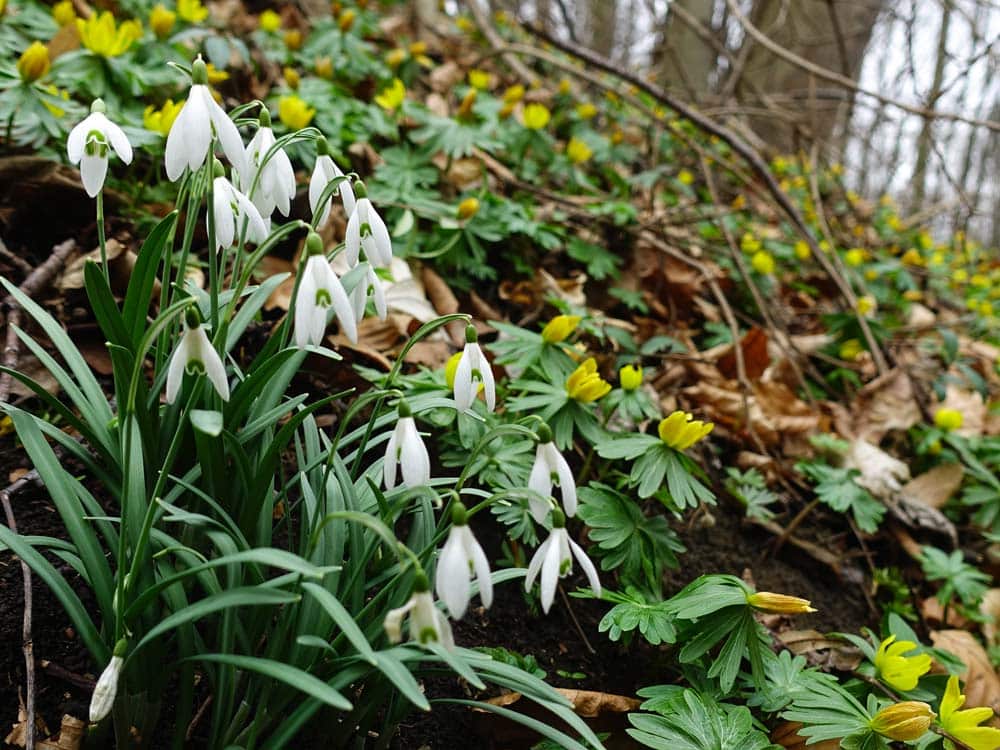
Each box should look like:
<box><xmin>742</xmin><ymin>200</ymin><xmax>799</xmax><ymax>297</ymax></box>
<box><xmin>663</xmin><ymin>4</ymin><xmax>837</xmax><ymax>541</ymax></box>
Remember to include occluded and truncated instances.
<box><xmin>384</xmin><ymin>573</ymin><xmax>454</xmax><ymax>648</ymax></box>
<box><xmin>165</xmin><ymin>57</ymin><xmax>245</xmax><ymax>181</ymax></box>
<box><xmin>89</xmin><ymin>639</ymin><xmax>127</xmax><ymax>723</ymax></box>
<box><xmin>345</xmin><ymin>182</ymin><xmax>392</xmax><ymax>267</ymax></box>
<box><xmin>435</xmin><ymin>503</ymin><xmax>492</xmax><ymax>619</ymax></box>
<box><xmin>212</xmin><ymin>162</ymin><xmax>268</xmax><ymax>250</ymax></box>
<box><xmin>309</xmin><ymin>136</ymin><xmax>356</xmax><ymax>227</ymax></box>
<box><xmin>241</xmin><ymin>108</ymin><xmax>296</xmax><ymax>219</ymax></box>
<box><xmin>527</xmin><ymin>424</ymin><xmax>576</xmax><ymax>522</ymax></box>
<box><xmin>67</xmin><ymin>99</ymin><xmax>133</xmax><ymax>197</ymax></box>
<box><xmin>166</xmin><ymin>307</ymin><xmax>229</xmax><ymax>403</ymax></box>
<box><xmin>453</xmin><ymin>325</ymin><xmax>495</xmax><ymax>412</ymax></box>
<box><xmin>383</xmin><ymin>400</ymin><xmax>430</xmax><ymax>490</ymax></box>
<box><xmin>524</xmin><ymin>510</ymin><xmax>601</xmax><ymax>614</ymax></box>
<box><xmin>293</xmin><ymin>233</ymin><xmax>357</xmax><ymax>347</ymax></box>
<box><xmin>349</xmin><ymin>263</ymin><xmax>387</xmax><ymax>325</ymax></box>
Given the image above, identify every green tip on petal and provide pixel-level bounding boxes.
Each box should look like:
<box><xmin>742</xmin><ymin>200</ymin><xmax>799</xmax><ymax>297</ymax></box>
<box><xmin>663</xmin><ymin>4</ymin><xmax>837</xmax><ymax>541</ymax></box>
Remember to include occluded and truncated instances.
<box><xmin>397</xmin><ymin>399</ymin><xmax>412</xmax><ymax>418</ymax></box>
<box><xmin>305</xmin><ymin>232</ymin><xmax>324</xmax><ymax>256</ymax></box>
<box><xmin>191</xmin><ymin>57</ymin><xmax>208</xmax><ymax>85</ymax></box>
<box><xmin>451</xmin><ymin>502</ymin><xmax>468</xmax><ymax>526</ymax></box>
<box><xmin>184</xmin><ymin>305</ymin><xmax>202</xmax><ymax>328</ymax></box>
<box><xmin>535</xmin><ymin>423</ymin><xmax>553</xmax><ymax>444</ymax></box>
<box><xmin>90</xmin><ymin>98</ymin><xmax>106</xmax><ymax>114</ymax></box>
<box><xmin>353</xmin><ymin>180</ymin><xmax>368</xmax><ymax>199</ymax></box>
<box><xmin>412</xmin><ymin>572</ymin><xmax>430</xmax><ymax>593</ymax></box>
<box><xmin>316</xmin><ymin>135</ymin><xmax>330</xmax><ymax>155</ymax></box>
<box><xmin>259</xmin><ymin>107</ymin><xmax>272</xmax><ymax>127</ymax></box>
<box><xmin>212</xmin><ymin>158</ymin><xmax>225</xmax><ymax>178</ymax></box>
<box><xmin>112</xmin><ymin>638</ymin><xmax>128</xmax><ymax>657</ymax></box>
<box><xmin>465</xmin><ymin>324</ymin><xmax>478</xmax><ymax>343</ymax></box>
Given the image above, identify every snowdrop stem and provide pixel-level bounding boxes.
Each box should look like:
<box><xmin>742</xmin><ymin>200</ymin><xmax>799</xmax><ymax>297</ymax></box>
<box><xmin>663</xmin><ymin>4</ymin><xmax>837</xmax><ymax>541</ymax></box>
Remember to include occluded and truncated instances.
<box><xmin>96</xmin><ymin>190</ymin><xmax>110</xmax><ymax>285</ymax></box>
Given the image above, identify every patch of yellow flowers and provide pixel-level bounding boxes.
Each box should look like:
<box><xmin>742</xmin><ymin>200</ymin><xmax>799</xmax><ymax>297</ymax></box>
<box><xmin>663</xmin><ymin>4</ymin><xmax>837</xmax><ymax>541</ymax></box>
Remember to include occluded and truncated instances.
<box><xmin>77</xmin><ymin>12</ymin><xmax>143</xmax><ymax>57</ymax></box>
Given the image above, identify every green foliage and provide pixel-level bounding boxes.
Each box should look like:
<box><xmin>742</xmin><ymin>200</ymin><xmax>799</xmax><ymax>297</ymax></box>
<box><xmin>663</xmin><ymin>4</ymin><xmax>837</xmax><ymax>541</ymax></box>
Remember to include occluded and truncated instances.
<box><xmin>628</xmin><ymin>689</ymin><xmax>779</xmax><ymax>750</ymax></box>
<box><xmin>725</xmin><ymin>468</ymin><xmax>779</xmax><ymax>522</ymax></box>
<box><xmin>920</xmin><ymin>545</ymin><xmax>990</xmax><ymax>608</ymax></box>
<box><xmin>796</xmin><ymin>461</ymin><xmax>885</xmax><ymax>533</ymax></box>
<box><xmin>596</xmin><ymin>588</ymin><xmax>676</xmax><ymax>646</ymax></box>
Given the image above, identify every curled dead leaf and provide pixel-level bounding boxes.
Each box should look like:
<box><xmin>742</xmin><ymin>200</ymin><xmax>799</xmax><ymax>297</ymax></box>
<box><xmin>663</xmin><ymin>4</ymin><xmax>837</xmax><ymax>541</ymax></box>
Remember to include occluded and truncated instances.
<box><xmin>929</xmin><ymin>629</ymin><xmax>1000</xmax><ymax>715</ymax></box>
<box><xmin>851</xmin><ymin>369</ymin><xmax>921</xmax><ymax>442</ymax></box>
<box><xmin>901</xmin><ymin>463</ymin><xmax>964</xmax><ymax>509</ymax></box>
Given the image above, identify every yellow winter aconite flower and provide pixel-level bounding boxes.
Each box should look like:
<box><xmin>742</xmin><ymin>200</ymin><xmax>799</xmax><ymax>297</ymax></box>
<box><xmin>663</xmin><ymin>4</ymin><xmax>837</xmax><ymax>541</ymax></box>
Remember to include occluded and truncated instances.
<box><xmin>283</xmin><ymin>29</ymin><xmax>303</xmax><ymax>50</ymax></box>
<box><xmin>856</xmin><ymin>296</ymin><xmax>876</xmax><ymax>316</ymax></box>
<box><xmin>177</xmin><ymin>0</ymin><xmax>208</xmax><ymax>22</ymax></box>
<box><xmin>658</xmin><ymin>411</ymin><xmax>713</xmax><ymax>451</ymax></box>
<box><xmin>143</xmin><ymin>99</ymin><xmax>183</xmax><ymax>136</ymax></box>
<box><xmin>794</xmin><ymin>240</ymin><xmax>811</xmax><ymax>259</ymax></box>
<box><xmin>522</xmin><ymin>103</ymin><xmax>550</xmax><ymax>130</ymax></box>
<box><xmin>565</xmin><ymin>358</ymin><xmax>611</xmax><ymax>402</ymax></box>
<box><xmin>887</xmin><ymin>213</ymin><xmax>902</xmax><ymax>231</ymax></box>
<box><xmin>40</xmin><ymin>84</ymin><xmax>69</xmax><ymax>117</ymax></box>
<box><xmin>839</xmin><ymin>339</ymin><xmax>863</xmax><ymax>362</ymax></box>
<box><xmin>938</xmin><ymin>675</ymin><xmax>1000</xmax><ymax>750</ymax></box>
<box><xmin>77</xmin><ymin>12</ymin><xmax>143</xmax><ymax>57</ymax></box>
<box><xmin>751</xmin><ymin>251</ymin><xmax>775</xmax><ymax>275</ymax></box>
<box><xmin>677</xmin><ymin>169</ymin><xmax>694</xmax><ymax>186</ymax></box>
<box><xmin>374</xmin><ymin>78</ymin><xmax>405</xmax><ymax>111</ymax></box>
<box><xmin>456</xmin><ymin>197</ymin><xmax>479</xmax><ymax>220</ymax></box>
<box><xmin>456</xmin><ymin>89</ymin><xmax>476</xmax><ymax>119</ymax></box>
<box><xmin>259</xmin><ymin>9</ymin><xmax>281</xmax><ymax>31</ymax></box>
<box><xmin>619</xmin><ymin>365</ymin><xmax>642</xmax><ymax>391</ymax></box>
<box><xmin>934</xmin><ymin>408</ymin><xmax>963</xmax><ymax>431</ymax></box>
<box><xmin>385</xmin><ymin>48</ymin><xmax>406</xmax><ymax>68</ymax></box>
<box><xmin>845</xmin><ymin>247</ymin><xmax>866</xmax><ymax>267</ymax></box>
<box><xmin>314</xmin><ymin>56</ymin><xmax>333</xmax><ymax>79</ymax></box>
<box><xmin>278</xmin><ymin>95</ymin><xmax>315</xmax><ymax>129</ymax></box>
<box><xmin>901</xmin><ymin>248</ymin><xmax>924</xmax><ymax>266</ymax></box>
<box><xmin>740</xmin><ymin>233</ymin><xmax>760</xmax><ymax>254</ymax></box>
<box><xmin>566</xmin><ymin>137</ymin><xmax>592</xmax><ymax>164</ymax></box>
<box><xmin>575</xmin><ymin>102</ymin><xmax>597</xmax><ymax>119</ymax></box>
<box><xmin>283</xmin><ymin>66</ymin><xmax>300</xmax><ymax>89</ymax></box>
<box><xmin>17</xmin><ymin>42</ymin><xmax>50</xmax><ymax>83</ymax></box>
<box><xmin>869</xmin><ymin>702</ymin><xmax>934</xmax><ymax>742</ymax></box>
<box><xmin>874</xmin><ymin>635</ymin><xmax>932</xmax><ymax>692</ymax></box>
<box><xmin>745</xmin><ymin>592</ymin><xmax>816</xmax><ymax>614</ymax></box>
<box><xmin>558</xmin><ymin>78</ymin><xmax>571</xmax><ymax>95</ymax></box>
<box><xmin>205</xmin><ymin>63</ymin><xmax>229</xmax><ymax>84</ymax></box>
<box><xmin>150</xmin><ymin>4</ymin><xmax>176</xmax><ymax>38</ymax></box>
<box><xmin>468</xmin><ymin>69</ymin><xmax>489</xmax><ymax>90</ymax></box>
<box><xmin>502</xmin><ymin>84</ymin><xmax>524</xmax><ymax>103</ymax></box>
<box><xmin>541</xmin><ymin>315</ymin><xmax>580</xmax><ymax>344</ymax></box>
<box><xmin>52</xmin><ymin>0</ymin><xmax>76</xmax><ymax>26</ymax></box>
<box><xmin>337</xmin><ymin>8</ymin><xmax>355</xmax><ymax>31</ymax></box>
<box><xmin>953</xmin><ymin>268</ymin><xmax>969</xmax><ymax>284</ymax></box>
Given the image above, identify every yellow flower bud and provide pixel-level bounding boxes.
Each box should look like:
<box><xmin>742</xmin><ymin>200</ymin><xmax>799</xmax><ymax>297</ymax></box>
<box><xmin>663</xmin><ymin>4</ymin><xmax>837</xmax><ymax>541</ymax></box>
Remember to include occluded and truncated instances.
<box><xmin>575</xmin><ymin>102</ymin><xmax>597</xmax><ymax>119</ymax></box>
<box><xmin>457</xmin><ymin>88</ymin><xmax>477</xmax><ymax>119</ymax></box>
<box><xmin>658</xmin><ymin>411</ymin><xmax>713</xmax><ymax>450</ymax></box>
<box><xmin>794</xmin><ymin>240</ymin><xmax>811</xmax><ymax>259</ymax></box>
<box><xmin>386</xmin><ymin>48</ymin><xmax>406</xmax><ymax>68</ymax></box>
<box><xmin>619</xmin><ymin>364</ymin><xmax>642</xmax><ymax>391</ymax></box>
<box><xmin>338</xmin><ymin>8</ymin><xmax>356</xmax><ymax>31</ymax></box>
<box><xmin>283</xmin><ymin>29</ymin><xmax>303</xmax><ymax>50</ymax></box>
<box><xmin>283</xmin><ymin>66</ymin><xmax>300</xmax><ymax>90</ymax></box>
<box><xmin>751</xmin><ymin>251</ymin><xmax>775</xmax><ymax>275</ymax></box>
<box><xmin>865</xmin><ymin>269</ymin><xmax>878</xmax><ymax>281</ymax></box>
<box><xmin>839</xmin><ymin>339</ymin><xmax>863</xmax><ymax>362</ymax></box>
<box><xmin>502</xmin><ymin>84</ymin><xmax>525</xmax><ymax>103</ymax></box>
<box><xmin>746</xmin><ymin>591</ymin><xmax>816</xmax><ymax>614</ymax></box>
<box><xmin>541</xmin><ymin>315</ymin><xmax>581</xmax><ymax>344</ymax></box>
<box><xmin>278</xmin><ymin>94</ymin><xmax>315</xmax><ymax>130</ymax></box>
<box><xmin>52</xmin><ymin>0</ymin><xmax>76</xmax><ymax>26</ymax></box>
<box><xmin>522</xmin><ymin>103</ymin><xmax>550</xmax><ymax>130</ymax></box>
<box><xmin>457</xmin><ymin>197</ymin><xmax>479</xmax><ymax>220</ymax></box>
<box><xmin>565</xmin><ymin>358</ymin><xmax>611</xmax><ymax>402</ymax></box>
<box><xmin>740</xmin><ymin>233</ymin><xmax>761</xmax><ymax>254</ymax></box>
<box><xmin>731</xmin><ymin>195</ymin><xmax>746</xmax><ymax>210</ymax></box>
<box><xmin>468</xmin><ymin>69</ymin><xmax>489</xmax><ymax>90</ymax></box>
<box><xmin>150</xmin><ymin>4</ymin><xmax>176</xmax><ymax>38</ymax></box>
<box><xmin>934</xmin><ymin>408</ymin><xmax>963</xmax><ymax>431</ymax></box>
<box><xmin>677</xmin><ymin>169</ymin><xmax>694</xmax><ymax>186</ymax></box>
<box><xmin>845</xmin><ymin>247</ymin><xmax>866</xmax><ymax>267</ymax></box>
<box><xmin>566</xmin><ymin>137</ymin><xmax>592</xmax><ymax>164</ymax></box>
<box><xmin>856</xmin><ymin>296</ymin><xmax>876</xmax><ymax>316</ymax></box>
<box><xmin>259</xmin><ymin>9</ymin><xmax>281</xmax><ymax>31</ymax></box>
<box><xmin>177</xmin><ymin>0</ymin><xmax>208</xmax><ymax>23</ymax></box>
<box><xmin>558</xmin><ymin>78</ymin><xmax>571</xmax><ymax>94</ymax></box>
<box><xmin>17</xmin><ymin>42</ymin><xmax>50</xmax><ymax>83</ymax></box>
<box><xmin>874</xmin><ymin>635</ymin><xmax>932</xmax><ymax>692</ymax></box>
<box><xmin>901</xmin><ymin>248</ymin><xmax>924</xmax><ymax>266</ymax></box>
<box><xmin>314</xmin><ymin>56</ymin><xmax>334</xmax><ymax>80</ymax></box>
<box><xmin>869</xmin><ymin>702</ymin><xmax>934</xmax><ymax>742</ymax></box>
<box><xmin>408</xmin><ymin>40</ymin><xmax>427</xmax><ymax>56</ymax></box>
<box><xmin>374</xmin><ymin>78</ymin><xmax>406</xmax><ymax>111</ymax></box>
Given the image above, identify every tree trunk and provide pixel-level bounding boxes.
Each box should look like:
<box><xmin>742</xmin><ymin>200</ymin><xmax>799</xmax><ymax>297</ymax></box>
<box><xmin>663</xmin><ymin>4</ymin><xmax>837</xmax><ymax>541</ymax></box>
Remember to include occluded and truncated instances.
<box><xmin>910</xmin><ymin>0</ymin><xmax>953</xmax><ymax>211</ymax></box>
<box><xmin>654</xmin><ymin>0</ymin><xmax>719</xmax><ymax>96</ymax></box>
<box><xmin>586</xmin><ymin>0</ymin><xmax>617</xmax><ymax>60</ymax></box>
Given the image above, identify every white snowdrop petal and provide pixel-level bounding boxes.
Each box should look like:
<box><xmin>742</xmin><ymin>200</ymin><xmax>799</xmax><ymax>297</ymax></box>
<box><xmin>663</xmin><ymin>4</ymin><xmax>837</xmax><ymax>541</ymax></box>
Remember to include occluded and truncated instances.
<box><xmin>524</xmin><ymin>534</ymin><xmax>551</xmax><ymax>592</ymax></box>
<box><xmin>79</xmin><ymin>153</ymin><xmax>108</xmax><ymax>197</ymax></box>
<box><xmin>546</xmin><ymin>443</ymin><xmax>577</xmax><ymax>517</ymax></box>
<box><xmin>213</xmin><ymin>179</ymin><xmax>236</xmax><ymax>250</ymax></box>
<box><xmin>436</xmin><ymin>531</ymin><xmax>471</xmax><ymax>619</ymax></box>
<box><xmin>453</xmin><ymin>344</ymin><xmax>474</xmax><ymax>410</ymax></box>
<box><xmin>103</xmin><ymin>119</ymin><xmax>133</xmax><ymax>164</ymax></box>
<box><xmin>399</xmin><ymin>418</ymin><xmax>430</xmax><ymax>487</ymax></box>
<box><xmin>367</xmin><ymin>205</ymin><xmax>393</xmax><ymax>266</ymax></box>
<box><xmin>165</xmin><ymin>335</ymin><xmax>189</xmax><ymax>404</ymax></box>
<box><xmin>539</xmin><ymin>530</ymin><xmax>564</xmax><ymax>614</ymax></box>
<box><xmin>206</xmin><ymin>87</ymin><xmax>245</xmax><ymax>175</ymax></box>
<box><xmin>344</xmin><ymin>208</ymin><xmax>361</xmax><ymax>266</ymax></box>
<box><xmin>66</xmin><ymin>116</ymin><xmax>93</xmax><ymax>164</ymax></box>
<box><xmin>382</xmin><ymin>427</ymin><xmax>400</xmax><ymax>490</ymax></box>
<box><xmin>466</xmin><ymin>529</ymin><xmax>493</xmax><ymax>609</ymax></box>
<box><xmin>569</xmin><ymin>538</ymin><xmax>602</xmax><ymax>599</ymax></box>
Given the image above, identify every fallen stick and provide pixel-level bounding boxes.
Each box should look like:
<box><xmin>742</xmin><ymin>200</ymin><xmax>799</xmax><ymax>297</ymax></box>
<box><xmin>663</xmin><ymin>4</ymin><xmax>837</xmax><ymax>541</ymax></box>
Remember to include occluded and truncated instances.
<box><xmin>0</xmin><ymin>237</ymin><xmax>78</xmax><ymax>750</ymax></box>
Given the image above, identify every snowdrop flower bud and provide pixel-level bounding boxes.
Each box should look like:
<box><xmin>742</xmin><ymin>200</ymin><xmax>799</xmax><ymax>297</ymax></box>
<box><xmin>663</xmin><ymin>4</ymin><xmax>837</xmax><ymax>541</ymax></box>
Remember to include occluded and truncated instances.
<box><xmin>345</xmin><ymin>182</ymin><xmax>392</xmax><ymax>267</ymax></box>
<box><xmin>89</xmin><ymin>639</ymin><xmax>127</xmax><ymax>723</ymax></box>
<box><xmin>212</xmin><ymin>160</ymin><xmax>269</xmax><ymax>250</ymax></box>
<box><xmin>383</xmin><ymin>400</ymin><xmax>431</xmax><ymax>490</ymax></box>
<box><xmin>527</xmin><ymin>423</ymin><xmax>576</xmax><ymax>522</ymax></box>
<box><xmin>524</xmin><ymin>509</ymin><xmax>601</xmax><ymax>614</ymax></box>
<box><xmin>293</xmin><ymin>232</ymin><xmax>357</xmax><ymax>347</ymax></box>
<box><xmin>165</xmin><ymin>57</ymin><xmax>246</xmax><ymax>181</ymax></box>
<box><xmin>435</xmin><ymin>503</ymin><xmax>493</xmax><ymax>619</ymax></box>
<box><xmin>67</xmin><ymin>99</ymin><xmax>133</xmax><ymax>197</ymax></box>
<box><xmin>453</xmin><ymin>325</ymin><xmax>495</xmax><ymax>412</ymax></box>
<box><xmin>309</xmin><ymin>136</ymin><xmax>356</xmax><ymax>227</ymax></box>
<box><xmin>166</xmin><ymin>306</ymin><xmax>230</xmax><ymax>403</ymax></box>
<box><xmin>384</xmin><ymin>573</ymin><xmax>454</xmax><ymax>648</ymax></box>
<box><xmin>349</xmin><ymin>263</ymin><xmax>387</xmax><ymax>325</ymax></box>
<box><xmin>241</xmin><ymin>108</ymin><xmax>296</xmax><ymax>218</ymax></box>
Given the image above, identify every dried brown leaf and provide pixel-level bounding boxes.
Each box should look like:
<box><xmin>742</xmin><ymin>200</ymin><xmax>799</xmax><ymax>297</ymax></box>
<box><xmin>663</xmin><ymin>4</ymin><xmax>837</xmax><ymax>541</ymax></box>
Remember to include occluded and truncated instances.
<box><xmin>851</xmin><ymin>369</ymin><xmax>921</xmax><ymax>442</ymax></box>
<box><xmin>929</xmin><ymin>629</ymin><xmax>1000</xmax><ymax>714</ymax></box>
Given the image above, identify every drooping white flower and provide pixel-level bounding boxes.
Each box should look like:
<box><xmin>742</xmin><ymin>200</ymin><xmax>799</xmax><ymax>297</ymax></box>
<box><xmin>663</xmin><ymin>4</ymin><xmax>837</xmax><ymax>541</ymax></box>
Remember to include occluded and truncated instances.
<box><xmin>67</xmin><ymin>99</ymin><xmax>133</xmax><ymax>197</ymax></box>
<box><xmin>383</xmin><ymin>401</ymin><xmax>430</xmax><ymax>490</ymax></box>
<box><xmin>349</xmin><ymin>263</ymin><xmax>387</xmax><ymax>325</ymax></box>
<box><xmin>524</xmin><ymin>513</ymin><xmax>601</xmax><ymax>614</ymax></box>
<box><xmin>527</xmin><ymin>424</ymin><xmax>576</xmax><ymax>522</ymax></box>
<box><xmin>165</xmin><ymin>58</ymin><xmax>245</xmax><ymax>182</ymax></box>
<box><xmin>241</xmin><ymin>109</ymin><xmax>296</xmax><ymax>219</ymax></box>
<box><xmin>165</xmin><ymin>310</ymin><xmax>230</xmax><ymax>403</ymax></box>
<box><xmin>89</xmin><ymin>640</ymin><xmax>127</xmax><ymax>723</ymax></box>
<box><xmin>453</xmin><ymin>325</ymin><xmax>495</xmax><ymax>412</ymax></box>
<box><xmin>384</xmin><ymin>575</ymin><xmax>454</xmax><ymax>649</ymax></box>
<box><xmin>435</xmin><ymin>504</ymin><xmax>492</xmax><ymax>619</ymax></box>
<box><xmin>293</xmin><ymin>234</ymin><xmax>357</xmax><ymax>347</ymax></box>
<box><xmin>309</xmin><ymin>137</ymin><xmax>356</xmax><ymax>227</ymax></box>
<box><xmin>345</xmin><ymin>184</ymin><xmax>392</xmax><ymax>267</ymax></box>
<box><xmin>212</xmin><ymin>172</ymin><xmax>269</xmax><ymax>250</ymax></box>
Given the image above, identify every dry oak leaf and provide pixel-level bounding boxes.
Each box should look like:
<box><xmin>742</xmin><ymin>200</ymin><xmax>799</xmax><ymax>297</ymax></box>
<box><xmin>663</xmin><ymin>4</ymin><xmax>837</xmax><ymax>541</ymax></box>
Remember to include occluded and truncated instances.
<box><xmin>901</xmin><ymin>463</ymin><xmax>964</xmax><ymax>509</ymax></box>
<box><xmin>929</xmin><ymin>629</ymin><xmax>1000</xmax><ymax>716</ymax></box>
<box><xmin>771</xmin><ymin>721</ymin><xmax>841</xmax><ymax>750</ymax></box>
<box><xmin>981</xmin><ymin>589</ymin><xmax>1000</xmax><ymax>647</ymax></box>
<box><xmin>850</xmin><ymin>369</ymin><xmax>921</xmax><ymax>442</ymax></box>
